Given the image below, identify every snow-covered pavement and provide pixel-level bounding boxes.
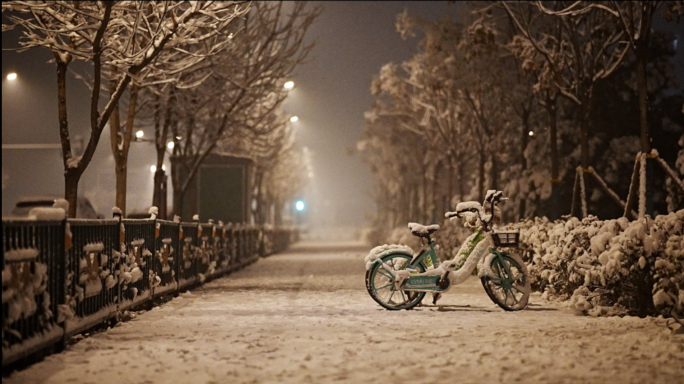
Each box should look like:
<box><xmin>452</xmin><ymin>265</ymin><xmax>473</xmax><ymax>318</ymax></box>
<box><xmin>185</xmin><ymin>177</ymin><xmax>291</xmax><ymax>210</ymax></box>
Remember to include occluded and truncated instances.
<box><xmin>5</xmin><ymin>239</ymin><xmax>684</xmax><ymax>384</ymax></box>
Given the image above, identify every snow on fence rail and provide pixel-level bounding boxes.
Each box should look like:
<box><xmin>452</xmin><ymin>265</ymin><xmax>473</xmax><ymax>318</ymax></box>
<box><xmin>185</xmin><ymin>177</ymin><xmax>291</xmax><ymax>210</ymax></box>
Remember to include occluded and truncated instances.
<box><xmin>2</xmin><ymin>216</ymin><xmax>296</xmax><ymax>367</ymax></box>
<box><xmin>2</xmin><ymin>220</ymin><xmax>65</xmax><ymax>367</ymax></box>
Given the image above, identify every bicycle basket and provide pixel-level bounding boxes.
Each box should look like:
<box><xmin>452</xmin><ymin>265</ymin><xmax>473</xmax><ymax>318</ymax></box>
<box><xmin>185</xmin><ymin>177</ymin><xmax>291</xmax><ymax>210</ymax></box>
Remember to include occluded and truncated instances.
<box><xmin>492</xmin><ymin>231</ymin><xmax>519</xmax><ymax>248</ymax></box>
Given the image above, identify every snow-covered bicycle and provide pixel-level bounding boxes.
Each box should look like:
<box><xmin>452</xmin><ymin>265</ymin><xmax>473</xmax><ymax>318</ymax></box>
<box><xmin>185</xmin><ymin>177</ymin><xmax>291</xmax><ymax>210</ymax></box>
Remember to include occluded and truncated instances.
<box><xmin>365</xmin><ymin>190</ymin><xmax>531</xmax><ymax>311</ymax></box>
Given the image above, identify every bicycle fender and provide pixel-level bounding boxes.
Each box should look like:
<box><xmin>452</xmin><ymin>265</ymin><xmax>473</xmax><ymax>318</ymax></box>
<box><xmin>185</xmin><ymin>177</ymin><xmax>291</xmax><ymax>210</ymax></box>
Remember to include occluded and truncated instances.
<box><xmin>478</xmin><ymin>249</ymin><xmax>509</xmax><ymax>278</ymax></box>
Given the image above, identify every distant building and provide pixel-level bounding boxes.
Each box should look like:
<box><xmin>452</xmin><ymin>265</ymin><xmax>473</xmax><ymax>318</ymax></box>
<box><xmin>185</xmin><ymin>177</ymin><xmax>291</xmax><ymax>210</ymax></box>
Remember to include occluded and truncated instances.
<box><xmin>174</xmin><ymin>154</ymin><xmax>253</xmax><ymax>224</ymax></box>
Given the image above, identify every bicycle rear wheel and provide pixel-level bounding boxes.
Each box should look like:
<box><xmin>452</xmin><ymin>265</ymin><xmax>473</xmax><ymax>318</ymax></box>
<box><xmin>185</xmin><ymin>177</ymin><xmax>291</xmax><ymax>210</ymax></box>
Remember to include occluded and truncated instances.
<box><xmin>481</xmin><ymin>252</ymin><xmax>530</xmax><ymax>311</ymax></box>
<box><xmin>365</xmin><ymin>253</ymin><xmax>426</xmax><ymax>310</ymax></box>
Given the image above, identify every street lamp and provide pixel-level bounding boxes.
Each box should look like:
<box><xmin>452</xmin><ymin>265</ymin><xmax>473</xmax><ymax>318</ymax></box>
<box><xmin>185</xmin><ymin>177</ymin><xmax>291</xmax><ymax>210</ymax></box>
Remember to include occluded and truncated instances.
<box><xmin>6</xmin><ymin>72</ymin><xmax>17</xmax><ymax>81</ymax></box>
<box><xmin>136</xmin><ymin>130</ymin><xmax>144</xmax><ymax>139</ymax></box>
<box><xmin>290</xmin><ymin>116</ymin><xmax>299</xmax><ymax>123</ymax></box>
<box><xmin>284</xmin><ymin>81</ymin><xmax>295</xmax><ymax>90</ymax></box>
<box><xmin>528</xmin><ymin>131</ymin><xmax>534</xmax><ymax>137</ymax></box>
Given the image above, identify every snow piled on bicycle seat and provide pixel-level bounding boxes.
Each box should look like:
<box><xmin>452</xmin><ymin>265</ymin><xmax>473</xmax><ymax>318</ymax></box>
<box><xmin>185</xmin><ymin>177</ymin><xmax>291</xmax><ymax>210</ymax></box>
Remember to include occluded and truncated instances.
<box><xmin>407</xmin><ymin>222</ymin><xmax>439</xmax><ymax>234</ymax></box>
<box><xmin>364</xmin><ymin>244</ymin><xmax>414</xmax><ymax>270</ymax></box>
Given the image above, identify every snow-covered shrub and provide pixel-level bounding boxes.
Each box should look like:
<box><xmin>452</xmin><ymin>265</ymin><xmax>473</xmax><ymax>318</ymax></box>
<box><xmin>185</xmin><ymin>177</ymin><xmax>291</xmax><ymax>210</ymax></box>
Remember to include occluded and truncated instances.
<box><xmin>651</xmin><ymin>211</ymin><xmax>684</xmax><ymax>318</ymax></box>
<box><xmin>514</xmin><ymin>210</ymin><xmax>684</xmax><ymax>317</ymax></box>
<box><xmin>515</xmin><ymin>216</ymin><xmax>604</xmax><ymax>301</ymax></box>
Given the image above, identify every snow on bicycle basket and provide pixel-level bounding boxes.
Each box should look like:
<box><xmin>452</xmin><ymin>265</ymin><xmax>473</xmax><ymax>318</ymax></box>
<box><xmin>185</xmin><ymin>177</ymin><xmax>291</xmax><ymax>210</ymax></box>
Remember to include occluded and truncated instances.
<box><xmin>492</xmin><ymin>231</ymin><xmax>519</xmax><ymax>248</ymax></box>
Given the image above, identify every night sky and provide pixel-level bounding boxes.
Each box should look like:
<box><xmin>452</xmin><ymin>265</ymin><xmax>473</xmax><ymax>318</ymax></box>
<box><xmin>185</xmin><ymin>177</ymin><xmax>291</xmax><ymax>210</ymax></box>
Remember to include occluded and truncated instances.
<box><xmin>2</xmin><ymin>1</ymin><xmax>463</xmax><ymax>226</ymax></box>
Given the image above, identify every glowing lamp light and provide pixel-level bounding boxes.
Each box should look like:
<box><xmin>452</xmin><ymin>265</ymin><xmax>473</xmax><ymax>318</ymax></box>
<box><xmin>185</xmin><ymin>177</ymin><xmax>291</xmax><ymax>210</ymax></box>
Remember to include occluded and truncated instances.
<box><xmin>151</xmin><ymin>165</ymin><xmax>166</xmax><ymax>173</ymax></box>
<box><xmin>7</xmin><ymin>72</ymin><xmax>17</xmax><ymax>81</ymax></box>
<box><xmin>528</xmin><ymin>130</ymin><xmax>534</xmax><ymax>137</ymax></box>
<box><xmin>284</xmin><ymin>81</ymin><xmax>295</xmax><ymax>90</ymax></box>
<box><xmin>290</xmin><ymin>116</ymin><xmax>299</xmax><ymax>123</ymax></box>
<box><xmin>136</xmin><ymin>130</ymin><xmax>144</xmax><ymax>139</ymax></box>
<box><xmin>167</xmin><ymin>142</ymin><xmax>175</xmax><ymax>149</ymax></box>
<box><xmin>295</xmin><ymin>200</ymin><xmax>305</xmax><ymax>212</ymax></box>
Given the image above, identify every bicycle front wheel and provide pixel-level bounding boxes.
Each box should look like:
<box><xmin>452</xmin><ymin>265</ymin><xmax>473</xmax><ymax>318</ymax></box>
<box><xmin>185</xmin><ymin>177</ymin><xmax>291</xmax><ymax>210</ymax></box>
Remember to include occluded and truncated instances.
<box><xmin>365</xmin><ymin>253</ymin><xmax>426</xmax><ymax>310</ymax></box>
<box><xmin>481</xmin><ymin>252</ymin><xmax>530</xmax><ymax>311</ymax></box>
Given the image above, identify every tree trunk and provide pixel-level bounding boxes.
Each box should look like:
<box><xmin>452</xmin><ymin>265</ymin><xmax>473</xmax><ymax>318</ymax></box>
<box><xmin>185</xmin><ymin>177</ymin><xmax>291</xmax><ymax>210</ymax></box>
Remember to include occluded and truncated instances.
<box><xmin>274</xmin><ymin>200</ymin><xmax>283</xmax><ymax>226</ymax></box>
<box><xmin>447</xmin><ymin>159</ymin><xmax>454</xmax><ymax>210</ymax></box>
<box><xmin>254</xmin><ymin>171</ymin><xmax>264</xmax><ymax>225</ymax></box>
<box><xmin>64</xmin><ymin>170</ymin><xmax>80</xmax><ymax>218</ymax></box>
<box><xmin>578</xmin><ymin>98</ymin><xmax>590</xmax><ymax>218</ymax></box>
<box><xmin>458</xmin><ymin>160</ymin><xmax>465</xmax><ymax>202</ymax></box>
<box><xmin>431</xmin><ymin>161</ymin><xmax>439</xmax><ymax>222</ymax></box>
<box><xmin>546</xmin><ymin>96</ymin><xmax>560</xmax><ymax>220</ymax></box>
<box><xmin>636</xmin><ymin>45</ymin><xmax>651</xmax><ymax>155</ymax></box>
<box><xmin>636</xmin><ymin>44</ymin><xmax>654</xmax><ymax>216</ymax></box>
<box><xmin>519</xmin><ymin>111</ymin><xmax>529</xmax><ymax>220</ymax></box>
<box><xmin>580</xmin><ymin>101</ymin><xmax>589</xmax><ymax>169</ymax></box>
<box><xmin>56</xmin><ymin>58</ymin><xmax>79</xmax><ymax>218</ymax></box>
<box><xmin>153</xmin><ymin>91</ymin><xmax>174</xmax><ymax>218</ymax></box>
<box><xmin>171</xmin><ymin>160</ymin><xmax>184</xmax><ymax>220</ymax></box>
<box><xmin>115</xmin><ymin>162</ymin><xmax>128</xmax><ymax>215</ymax></box>
<box><xmin>478</xmin><ymin>150</ymin><xmax>485</xmax><ymax>202</ymax></box>
<box><xmin>490</xmin><ymin>151</ymin><xmax>498</xmax><ymax>192</ymax></box>
<box><xmin>152</xmin><ymin>169</ymin><xmax>167</xmax><ymax>219</ymax></box>
<box><xmin>109</xmin><ymin>71</ymin><xmax>139</xmax><ymax>216</ymax></box>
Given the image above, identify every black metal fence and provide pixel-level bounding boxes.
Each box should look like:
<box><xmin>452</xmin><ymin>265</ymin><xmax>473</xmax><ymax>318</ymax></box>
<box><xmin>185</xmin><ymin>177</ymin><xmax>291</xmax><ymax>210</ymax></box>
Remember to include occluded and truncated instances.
<box><xmin>2</xmin><ymin>216</ymin><xmax>296</xmax><ymax>367</ymax></box>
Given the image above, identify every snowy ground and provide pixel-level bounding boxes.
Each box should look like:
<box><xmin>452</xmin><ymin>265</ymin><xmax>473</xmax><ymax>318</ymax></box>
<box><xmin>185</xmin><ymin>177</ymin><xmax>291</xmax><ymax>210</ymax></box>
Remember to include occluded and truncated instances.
<box><xmin>4</xmin><ymin>237</ymin><xmax>684</xmax><ymax>384</ymax></box>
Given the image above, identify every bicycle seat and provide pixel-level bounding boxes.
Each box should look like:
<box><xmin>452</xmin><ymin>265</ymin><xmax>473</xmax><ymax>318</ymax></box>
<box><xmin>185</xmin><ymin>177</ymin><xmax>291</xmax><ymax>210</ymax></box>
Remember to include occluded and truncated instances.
<box><xmin>408</xmin><ymin>222</ymin><xmax>440</xmax><ymax>238</ymax></box>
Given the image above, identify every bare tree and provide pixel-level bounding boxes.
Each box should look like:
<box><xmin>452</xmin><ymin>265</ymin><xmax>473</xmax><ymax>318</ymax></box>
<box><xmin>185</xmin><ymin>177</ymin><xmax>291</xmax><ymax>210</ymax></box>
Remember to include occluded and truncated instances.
<box><xmin>501</xmin><ymin>1</ymin><xmax>630</xmax><ymax>217</ymax></box>
<box><xmin>168</xmin><ymin>1</ymin><xmax>321</xmax><ymax>220</ymax></box>
<box><xmin>543</xmin><ymin>1</ymin><xmax>684</xmax><ymax>217</ymax></box>
<box><xmin>2</xmin><ymin>1</ymin><xmax>249</xmax><ymax>217</ymax></box>
<box><xmin>103</xmin><ymin>2</ymin><xmax>249</xmax><ymax>215</ymax></box>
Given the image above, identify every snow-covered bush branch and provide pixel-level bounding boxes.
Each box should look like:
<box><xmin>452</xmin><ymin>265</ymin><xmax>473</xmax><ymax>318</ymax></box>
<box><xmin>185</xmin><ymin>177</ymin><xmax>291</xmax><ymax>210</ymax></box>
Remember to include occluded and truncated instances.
<box><xmin>510</xmin><ymin>210</ymin><xmax>683</xmax><ymax>318</ymax></box>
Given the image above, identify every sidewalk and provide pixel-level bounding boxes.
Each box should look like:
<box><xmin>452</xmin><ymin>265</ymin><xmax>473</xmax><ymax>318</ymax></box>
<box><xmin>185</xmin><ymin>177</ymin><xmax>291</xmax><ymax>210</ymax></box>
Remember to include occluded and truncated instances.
<box><xmin>4</xmin><ymin>239</ymin><xmax>683</xmax><ymax>384</ymax></box>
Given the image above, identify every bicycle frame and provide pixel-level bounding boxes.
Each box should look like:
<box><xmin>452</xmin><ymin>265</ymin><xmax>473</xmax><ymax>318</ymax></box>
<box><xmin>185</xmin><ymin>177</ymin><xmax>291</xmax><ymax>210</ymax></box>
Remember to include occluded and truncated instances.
<box><xmin>410</xmin><ymin>241</ymin><xmax>440</xmax><ymax>270</ymax></box>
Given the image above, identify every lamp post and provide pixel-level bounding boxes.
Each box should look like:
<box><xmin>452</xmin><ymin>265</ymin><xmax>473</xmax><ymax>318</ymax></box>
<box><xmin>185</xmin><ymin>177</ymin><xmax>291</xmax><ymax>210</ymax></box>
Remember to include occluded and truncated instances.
<box><xmin>132</xmin><ymin>129</ymin><xmax>172</xmax><ymax>219</ymax></box>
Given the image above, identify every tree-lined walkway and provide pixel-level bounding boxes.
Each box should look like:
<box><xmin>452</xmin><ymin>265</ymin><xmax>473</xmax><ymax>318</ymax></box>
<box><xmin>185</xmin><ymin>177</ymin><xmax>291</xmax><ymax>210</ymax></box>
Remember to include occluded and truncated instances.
<box><xmin>5</xmin><ymin>239</ymin><xmax>683</xmax><ymax>384</ymax></box>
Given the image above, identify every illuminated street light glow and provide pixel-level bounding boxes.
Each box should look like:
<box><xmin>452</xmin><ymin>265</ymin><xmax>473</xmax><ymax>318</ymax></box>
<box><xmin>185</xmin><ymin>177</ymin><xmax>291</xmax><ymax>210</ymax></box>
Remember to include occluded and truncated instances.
<box><xmin>284</xmin><ymin>81</ymin><xmax>295</xmax><ymax>90</ymax></box>
<box><xmin>295</xmin><ymin>200</ymin><xmax>305</xmax><ymax>212</ymax></box>
<box><xmin>151</xmin><ymin>165</ymin><xmax>166</xmax><ymax>173</ymax></box>
<box><xmin>7</xmin><ymin>72</ymin><xmax>17</xmax><ymax>81</ymax></box>
<box><xmin>136</xmin><ymin>130</ymin><xmax>144</xmax><ymax>139</ymax></box>
<box><xmin>528</xmin><ymin>131</ymin><xmax>534</xmax><ymax>137</ymax></box>
<box><xmin>167</xmin><ymin>142</ymin><xmax>175</xmax><ymax>149</ymax></box>
<box><xmin>290</xmin><ymin>116</ymin><xmax>299</xmax><ymax>123</ymax></box>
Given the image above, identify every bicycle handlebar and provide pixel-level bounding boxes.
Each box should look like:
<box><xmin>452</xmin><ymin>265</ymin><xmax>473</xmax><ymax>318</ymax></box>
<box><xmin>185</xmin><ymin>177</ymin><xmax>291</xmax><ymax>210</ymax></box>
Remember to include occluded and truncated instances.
<box><xmin>445</xmin><ymin>190</ymin><xmax>508</xmax><ymax>230</ymax></box>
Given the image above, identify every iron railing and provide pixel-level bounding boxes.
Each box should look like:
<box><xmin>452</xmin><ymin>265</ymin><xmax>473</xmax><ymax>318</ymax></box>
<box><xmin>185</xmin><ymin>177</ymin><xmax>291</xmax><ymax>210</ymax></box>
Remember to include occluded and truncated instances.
<box><xmin>2</xmin><ymin>217</ymin><xmax>296</xmax><ymax>367</ymax></box>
